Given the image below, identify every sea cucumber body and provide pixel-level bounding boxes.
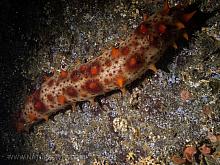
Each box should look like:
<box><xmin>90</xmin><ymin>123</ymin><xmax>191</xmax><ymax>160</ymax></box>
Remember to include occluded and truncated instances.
<box><xmin>16</xmin><ymin>4</ymin><xmax>194</xmax><ymax>131</ymax></box>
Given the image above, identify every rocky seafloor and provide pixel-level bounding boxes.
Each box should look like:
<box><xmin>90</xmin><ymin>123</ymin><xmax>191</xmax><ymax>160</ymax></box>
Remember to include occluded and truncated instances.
<box><xmin>0</xmin><ymin>0</ymin><xmax>220</xmax><ymax>164</ymax></box>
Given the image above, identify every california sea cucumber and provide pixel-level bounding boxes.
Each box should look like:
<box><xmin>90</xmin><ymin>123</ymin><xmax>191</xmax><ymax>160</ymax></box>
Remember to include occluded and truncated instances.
<box><xmin>16</xmin><ymin>0</ymin><xmax>197</xmax><ymax>132</ymax></box>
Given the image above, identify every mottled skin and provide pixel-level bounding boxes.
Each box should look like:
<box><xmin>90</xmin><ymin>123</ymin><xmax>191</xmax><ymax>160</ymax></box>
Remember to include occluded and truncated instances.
<box><xmin>16</xmin><ymin>1</ymin><xmax>196</xmax><ymax>132</ymax></box>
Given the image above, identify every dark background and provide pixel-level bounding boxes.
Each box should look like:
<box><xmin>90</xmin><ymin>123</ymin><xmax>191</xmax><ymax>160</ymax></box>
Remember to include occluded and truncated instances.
<box><xmin>0</xmin><ymin>0</ymin><xmax>59</xmax><ymax>163</ymax></box>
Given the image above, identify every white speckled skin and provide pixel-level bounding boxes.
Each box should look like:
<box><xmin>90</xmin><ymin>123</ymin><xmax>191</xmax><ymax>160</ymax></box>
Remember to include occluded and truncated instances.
<box><xmin>16</xmin><ymin>5</ymin><xmax>193</xmax><ymax>132</ymax></box>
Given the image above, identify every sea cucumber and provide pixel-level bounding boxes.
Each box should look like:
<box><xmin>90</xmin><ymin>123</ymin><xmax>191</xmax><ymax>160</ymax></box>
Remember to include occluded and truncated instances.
<box><xmin>15</xmin><ymin>0</ymin><xmax>197</xmax><ymax>132</ymax></box>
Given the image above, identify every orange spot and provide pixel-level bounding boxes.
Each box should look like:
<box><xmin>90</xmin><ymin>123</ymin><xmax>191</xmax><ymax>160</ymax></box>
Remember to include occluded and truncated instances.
<box><xmin>139</xmin><ymin>23</ymin><xmax>148</xmax><ymax>34</ymax></box>
<box><xmin>91</xmin><ymin>66</ymin><xmax>98</xmax><ymax>75</ymax></box>
<box><xmin>57</xmin><ymin>95</ymin><xmax>66</xmax><ymax>105</ymax></box>
<box><xmin>115</xmin><ymin>76</ymin><xmax>126</xmax><ymax>88</ymax></box>
<box><xmin>126</xmin><ymin>54</ymin><xmax>144</xmax><ymax>71</ymax></box>
<box><xmin>28</xmin><ymin>112</ymin><xmax>38</xmax><ymax>122</ymax></box>
<box><xmin>89</xmin><ymin>82</ymin><xmax>96</xmax><ymax>89</ymax></box>
<box><xmin>65</xmin><ymin>86</ymin><xmax>78</xmax><ymax>97</ymax></box>
<box><xmin>79</xmin><ymin>65</ymin><xmax>88</xmax><ymax>74</ymax></box>
<box><xmin>60</xmin><ymin>70</ymin><xmax>68</xmax><ymax>79</ymax></box>
<box><xmin>111</xmin><ymin>47</ymin><xmax>120</xmax><ymax>58</ymax></box>
<box><xmin>34</xmin><ymin>100</ymin><xmax>46</xmax><ymax>111</ymax></box>
<box><xmin>89</xmin><ymin>62</ymin><xmax>100</xmax><ymax>76</ymax></box>
<box><xmin>129</xmin><ymin>57</ymin><xmax>137</xmax><ymax>66</ymax></box>
<box><xmin>71</xmin><ymin>70</ymin><xmax>80</xmax><ymax>81</ymax></box>
<box><xmin>158</xmin><ymin>24</ymin><xmax>166</xmax><ymax>34</ymax></box>
<box><xmin>84</xmin><ymin>79</ymin><xmax>103</xmax><ymax>93</ymax></box>
<box><xmin>121</xmin><ymin>46</ymin><xmax>130</xmax><ymax>56</ymax></box>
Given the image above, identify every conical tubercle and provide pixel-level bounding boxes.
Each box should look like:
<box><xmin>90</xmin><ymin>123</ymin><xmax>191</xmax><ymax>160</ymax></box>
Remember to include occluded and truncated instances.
<box><xmin>143</xmin><ymin>13</ymin><xmax>149</xmax><ymax>22</ymax></box>
<box><xmin>175</xmin><ymin>21</ymin><xmax>185</xmax><ymax>30</ymax></box>
<box><xmin>183</xmin><ymin>33</ymin><xmax>189</xmax><ymax>40</ymax></box>
<box><xmin>182</xmin><ymin>11</ymin><xmax>197</xmax><ymax>22</ymax></box>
